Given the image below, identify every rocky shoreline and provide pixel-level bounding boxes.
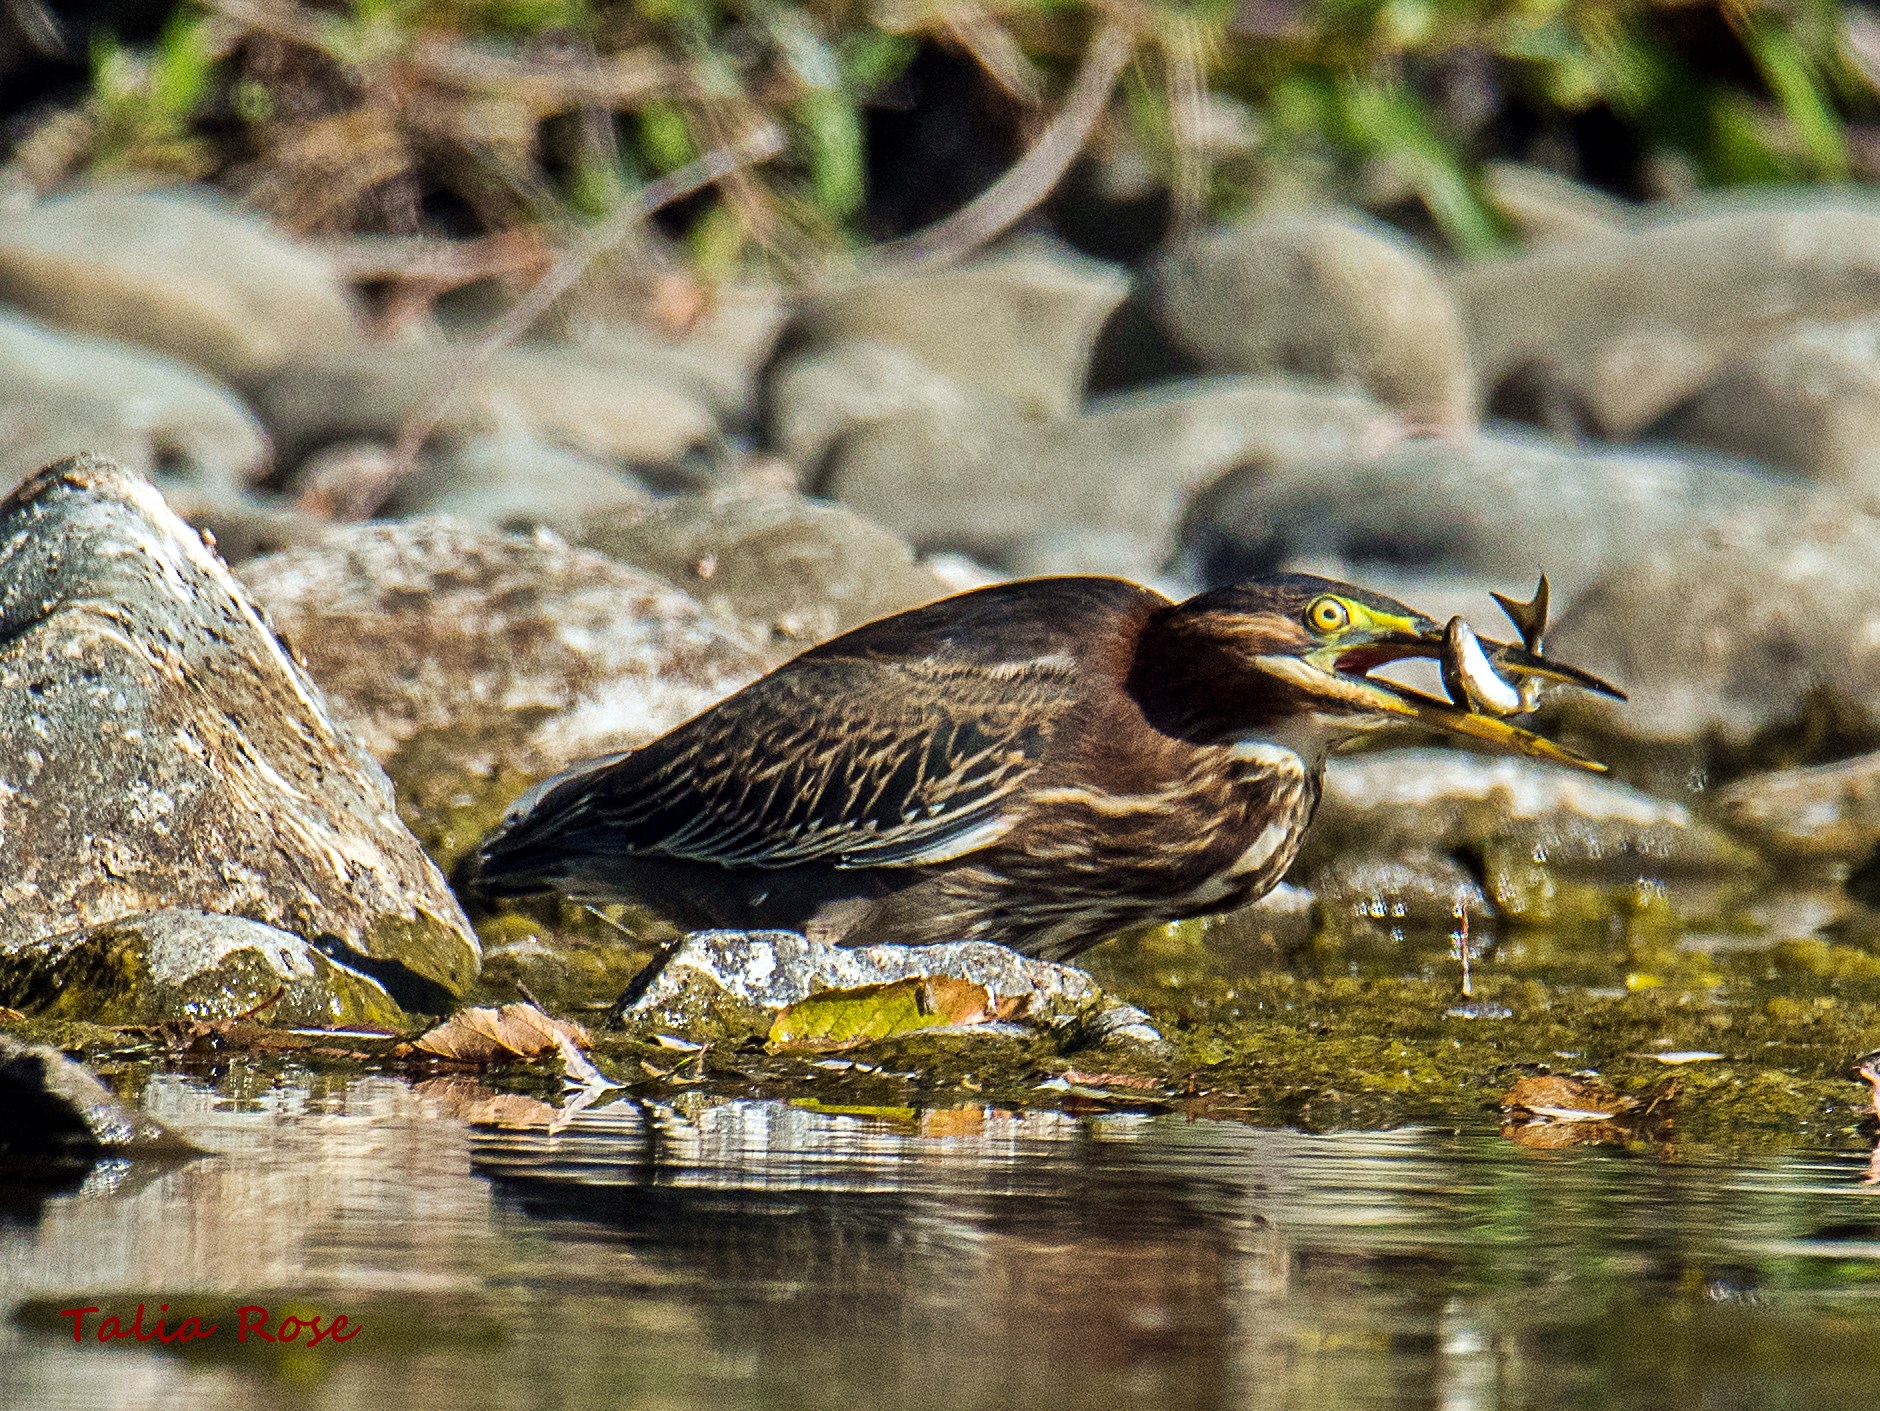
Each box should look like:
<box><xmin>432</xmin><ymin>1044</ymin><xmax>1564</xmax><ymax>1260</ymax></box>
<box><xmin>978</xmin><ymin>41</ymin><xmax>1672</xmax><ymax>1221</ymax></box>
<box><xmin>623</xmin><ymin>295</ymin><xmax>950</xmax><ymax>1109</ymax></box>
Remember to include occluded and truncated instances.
<box><xmin>3</xmin><ymin>180</ymin><xmax>1880</xmax><ymax>1152</ymax></box>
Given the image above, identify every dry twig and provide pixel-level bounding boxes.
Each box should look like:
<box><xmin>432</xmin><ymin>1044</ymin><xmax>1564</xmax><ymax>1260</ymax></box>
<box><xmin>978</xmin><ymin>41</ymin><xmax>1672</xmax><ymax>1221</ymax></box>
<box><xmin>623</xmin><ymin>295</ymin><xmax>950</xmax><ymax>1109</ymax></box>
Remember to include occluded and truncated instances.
<box><xmin>873</xmin><ymin>20</ymin><xmax>1135</xmax><ymax>269</ymax></box>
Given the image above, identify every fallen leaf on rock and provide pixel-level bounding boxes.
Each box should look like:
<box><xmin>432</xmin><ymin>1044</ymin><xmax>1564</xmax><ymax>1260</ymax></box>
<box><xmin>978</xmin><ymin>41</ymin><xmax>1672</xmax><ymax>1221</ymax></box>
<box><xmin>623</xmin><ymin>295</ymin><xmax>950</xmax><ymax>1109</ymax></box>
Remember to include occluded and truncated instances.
<box><xmin>768</xmin><ymin>976</ymin><xmax>1018</xmax><ymax>1054</ymax></box>
<box><xmin>414</xmin><ymin>1003</ymin><xmax>591</xmax><ymax>1064</ymax></box>
<box><xmin>0</xmin><ymin>1007</ymin><xmax>24</xmax><ymax>1025</ymax></box>
<box><xmin>413</xmin><ymin>1076</ymin><xmax>557</xmax><ymax>1128</ymax></box>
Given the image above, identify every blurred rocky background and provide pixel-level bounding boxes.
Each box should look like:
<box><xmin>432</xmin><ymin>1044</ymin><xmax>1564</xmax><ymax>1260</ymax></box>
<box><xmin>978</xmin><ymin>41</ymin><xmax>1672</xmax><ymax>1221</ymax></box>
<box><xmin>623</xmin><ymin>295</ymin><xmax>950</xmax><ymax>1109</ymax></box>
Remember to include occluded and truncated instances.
<box><xmin>5</xmin><ymin>0</ymin><xmax>1880</xmax><ymax>1034</ymax></box>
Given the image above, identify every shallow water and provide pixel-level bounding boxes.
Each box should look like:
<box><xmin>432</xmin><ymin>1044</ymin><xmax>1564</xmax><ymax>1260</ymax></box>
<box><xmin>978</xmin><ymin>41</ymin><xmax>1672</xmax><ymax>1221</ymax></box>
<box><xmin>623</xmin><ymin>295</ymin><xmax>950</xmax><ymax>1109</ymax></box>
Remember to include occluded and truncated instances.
<box><xmin>7</xmin><ymin>1070</ymin><xmax>1880</xmax><ymax>1410</ymax></box>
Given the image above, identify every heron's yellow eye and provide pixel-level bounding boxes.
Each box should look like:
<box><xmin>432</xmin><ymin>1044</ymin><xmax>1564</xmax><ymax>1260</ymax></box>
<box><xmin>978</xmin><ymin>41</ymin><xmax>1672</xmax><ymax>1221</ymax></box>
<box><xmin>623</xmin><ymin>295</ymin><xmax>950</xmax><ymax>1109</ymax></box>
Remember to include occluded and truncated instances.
<box><xmin>1306</xmin><ymin>596</ymin><xmax>1350</xmax><ymax>634</ymax></box>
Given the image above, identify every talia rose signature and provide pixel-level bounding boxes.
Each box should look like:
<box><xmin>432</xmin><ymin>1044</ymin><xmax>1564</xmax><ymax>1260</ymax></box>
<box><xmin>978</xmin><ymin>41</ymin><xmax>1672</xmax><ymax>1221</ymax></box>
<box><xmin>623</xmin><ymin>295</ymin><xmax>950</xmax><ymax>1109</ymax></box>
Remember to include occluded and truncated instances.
<box><xmin>56</xmin><ymin>1303</ymin><xmax>360</xmax><ymax>1347</ymax></box>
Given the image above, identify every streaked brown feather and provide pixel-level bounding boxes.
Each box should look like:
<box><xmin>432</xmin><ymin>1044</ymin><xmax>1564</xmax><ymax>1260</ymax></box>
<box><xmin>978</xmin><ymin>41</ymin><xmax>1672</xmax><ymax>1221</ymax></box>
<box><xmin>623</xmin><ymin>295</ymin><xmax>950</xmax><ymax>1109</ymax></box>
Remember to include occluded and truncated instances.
<box><xmin>478</xmin><ymin>577</ymin><xmax>1166</xmax><ymax>882</ymax></box>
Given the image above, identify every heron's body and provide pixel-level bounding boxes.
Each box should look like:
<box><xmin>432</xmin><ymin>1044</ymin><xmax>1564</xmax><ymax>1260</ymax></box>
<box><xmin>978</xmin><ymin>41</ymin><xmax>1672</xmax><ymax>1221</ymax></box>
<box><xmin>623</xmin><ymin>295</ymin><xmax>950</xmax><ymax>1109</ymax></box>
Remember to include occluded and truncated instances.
<box><xmin>469</xmin><ymin>573</ymin><xmax>1616</xmax><ymax>960</ymax></box>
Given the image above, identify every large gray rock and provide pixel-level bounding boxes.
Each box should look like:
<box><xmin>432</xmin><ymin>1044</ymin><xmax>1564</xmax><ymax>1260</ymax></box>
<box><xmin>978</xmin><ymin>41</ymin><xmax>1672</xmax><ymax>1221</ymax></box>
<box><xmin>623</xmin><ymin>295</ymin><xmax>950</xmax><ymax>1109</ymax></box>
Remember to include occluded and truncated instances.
<box><xmin>1460</xmin><ymin>196</ymin><xmax>1880</xmax><ymax>436</ymax></box>
<box><xmin>1310</xmin><ymin>750</ymin><xmax>1744</xmax><ymax>870</ymax></box>
<box><xmin>1153</xmin><ymin>210</ymin><xmax>1476</xmax><ymax>430</ymax></box>
<box><xmin>0</xmin><ymin>910</ymin><xmax>407</xmax><ymax>1027</ymax></box>
<box><xmin>1181</xmin><ymin>429</ymin><xmax>1793</xmax><ymax>598</ymax></box>
<box><xmin>1710</xmin><ymin>753</ymin><xmax>1880</xmax><ymax>862</ymax></box>
<box><xmin>621</xmin><ymin>929</ymin><xmax>1161</xmax><ymax>1047</ymax></box>
<box><xmin>575</xmin><ymin>488</ymin><xmax>950</xmax><ymax>661</ymax></box>
<box><xmin>0</xmin><ymin>455</ymin><xmax>478</xmax><ymax>995</ymax></box>
<box><xmin>238</xmin><ymin>519</ymin><xmax>763</xmax><ymax>863</ymax></box>
<box><xmin>1668</xmin><ymin>317</ymin><xmax>1880</xmax><ymax>491</ymax></box>
<box><xmin>0</xmin><ymin>1035</ymin><xmax>194</xmax><ymax>1159</ymax></box>
<box><xmin>0</xmin><ymin>310</ymin><xmax>268</xmax><ymax>493</ymax></box>
<box><xmin>823</xmin><ymin>374</ymin><xmax>1404</xmax><ymax>567</ymax></box>
<box><xmin>1549</xmin><ymin>490</ymin><xmax>1880</xmax><ymax>747</ymax></box>
<box><xmin>0</xmin><ymin>186</ymin><xmax>358</xmax><ymax>387</ymax></box>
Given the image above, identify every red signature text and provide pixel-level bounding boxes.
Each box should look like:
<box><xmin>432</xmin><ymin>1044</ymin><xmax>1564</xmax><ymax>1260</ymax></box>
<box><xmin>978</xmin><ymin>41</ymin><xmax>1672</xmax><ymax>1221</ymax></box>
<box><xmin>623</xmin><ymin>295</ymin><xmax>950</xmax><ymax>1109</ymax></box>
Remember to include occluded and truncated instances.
<box><xmin>57</xmin><ymin>1303</ymin><xmax>361</xmax><ymax>1347</ymax></box>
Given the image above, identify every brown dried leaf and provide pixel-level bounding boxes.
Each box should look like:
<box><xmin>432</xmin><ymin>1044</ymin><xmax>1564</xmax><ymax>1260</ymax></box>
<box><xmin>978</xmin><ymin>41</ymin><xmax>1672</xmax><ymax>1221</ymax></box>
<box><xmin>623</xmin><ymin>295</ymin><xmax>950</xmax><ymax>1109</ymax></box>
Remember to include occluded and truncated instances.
<box><xmin>414</xmin><ymin>1003</ymin><xmax>591</xmax><ymax>1065</ymax></box>
<box><xmin>413</xmin><ymin>1076</ymin><xmax>557</xmax><ymax>1129</ymax></box>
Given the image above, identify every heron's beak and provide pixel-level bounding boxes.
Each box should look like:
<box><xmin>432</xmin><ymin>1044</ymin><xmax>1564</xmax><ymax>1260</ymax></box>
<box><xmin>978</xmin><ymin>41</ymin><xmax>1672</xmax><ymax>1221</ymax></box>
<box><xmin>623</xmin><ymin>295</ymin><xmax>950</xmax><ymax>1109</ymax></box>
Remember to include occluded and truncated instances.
<box><xmin>1254</xmin><ymin>609</ymin><xmax>1623</xmax><ymax>772</ymax></box>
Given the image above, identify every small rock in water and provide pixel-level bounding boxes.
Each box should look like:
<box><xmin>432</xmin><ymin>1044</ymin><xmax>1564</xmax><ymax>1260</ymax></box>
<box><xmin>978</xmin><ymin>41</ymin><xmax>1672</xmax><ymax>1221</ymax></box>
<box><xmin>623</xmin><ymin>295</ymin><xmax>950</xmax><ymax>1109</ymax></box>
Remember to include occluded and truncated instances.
<box><xmin>0</xmin><ymin>911</ymin><xmax>406</xmax><ymax>1028</ymax></box>
<box><xmin>618</xmin><ymin>929</ymin><xmax>1163</xmax><ymax>1049</ymax></box>
<box><xmin>1445</xmin><ymin>1001</ymin><xmax>1514</xmax><ymax>1021</ymax></box>
<box><xmin>0</xmin><ymin>1035</ymin><xmax>196</xmax><ymax>1159</ymax></box>
<box><xmin>0</xmin><ymin>455</ymin><xmax>478</xmax><ymax>1003</ymax></box>
<box><xmin>1711</xmin><ymin>752</ymin><xmax>1880</xmax><ymax>863</ymax></box>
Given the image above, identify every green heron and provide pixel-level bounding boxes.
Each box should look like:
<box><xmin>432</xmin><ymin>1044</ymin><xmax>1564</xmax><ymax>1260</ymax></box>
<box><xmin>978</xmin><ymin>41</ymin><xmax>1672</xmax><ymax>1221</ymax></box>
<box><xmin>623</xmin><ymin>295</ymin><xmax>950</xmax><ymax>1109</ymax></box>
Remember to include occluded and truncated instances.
<box><xmin>466</xmin><ymin>574</ymin><xmax>1618</xmax><ymax>961</ymax></box>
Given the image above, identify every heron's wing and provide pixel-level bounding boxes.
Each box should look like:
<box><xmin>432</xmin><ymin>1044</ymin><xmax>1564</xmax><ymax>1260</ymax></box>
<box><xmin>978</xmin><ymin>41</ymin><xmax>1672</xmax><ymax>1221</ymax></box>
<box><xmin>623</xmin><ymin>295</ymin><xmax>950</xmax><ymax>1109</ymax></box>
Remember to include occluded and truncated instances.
<box><xmin>496</xmin><ymin>578</ymin><xmax>1156</xmax><ymax>871</ymax></box>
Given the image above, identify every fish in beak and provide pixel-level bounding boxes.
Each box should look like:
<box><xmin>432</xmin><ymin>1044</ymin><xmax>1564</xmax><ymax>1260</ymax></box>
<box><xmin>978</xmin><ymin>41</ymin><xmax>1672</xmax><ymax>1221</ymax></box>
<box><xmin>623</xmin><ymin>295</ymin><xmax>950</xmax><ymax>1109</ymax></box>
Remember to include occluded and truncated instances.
<box><xmin>1254</xmin><ymin>577</ymin><xmax>1624</xmax><ymax>771</ymax></box>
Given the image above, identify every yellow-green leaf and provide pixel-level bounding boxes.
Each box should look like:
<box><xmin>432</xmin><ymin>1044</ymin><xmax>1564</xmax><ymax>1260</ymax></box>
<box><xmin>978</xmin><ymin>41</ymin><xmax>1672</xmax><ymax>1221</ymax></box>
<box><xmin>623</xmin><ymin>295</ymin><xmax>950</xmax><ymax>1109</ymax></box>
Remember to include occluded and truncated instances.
<box><xmin>767</xmin><ymin>976</ymin><xmax>1009</xmax><ymax>1053</ymax></box>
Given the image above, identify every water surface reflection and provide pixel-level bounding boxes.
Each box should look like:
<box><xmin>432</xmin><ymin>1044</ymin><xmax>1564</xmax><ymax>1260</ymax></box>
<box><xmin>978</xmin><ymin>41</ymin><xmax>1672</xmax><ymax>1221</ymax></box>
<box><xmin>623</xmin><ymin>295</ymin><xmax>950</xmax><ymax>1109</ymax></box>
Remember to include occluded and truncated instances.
<box><xmin>5</xmin><ymin>1073</ymin><xmax>1880</xmax><ymax>1410</ymax></box>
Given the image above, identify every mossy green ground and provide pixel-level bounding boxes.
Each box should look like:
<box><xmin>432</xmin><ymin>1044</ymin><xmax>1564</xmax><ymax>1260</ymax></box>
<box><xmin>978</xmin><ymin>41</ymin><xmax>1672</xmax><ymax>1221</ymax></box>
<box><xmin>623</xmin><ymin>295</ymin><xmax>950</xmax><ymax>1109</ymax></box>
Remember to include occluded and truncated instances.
<box><xmin>11</xmin><ymin>872</ymin><xmax>1878</xmax><ymax>1155</ymax></box>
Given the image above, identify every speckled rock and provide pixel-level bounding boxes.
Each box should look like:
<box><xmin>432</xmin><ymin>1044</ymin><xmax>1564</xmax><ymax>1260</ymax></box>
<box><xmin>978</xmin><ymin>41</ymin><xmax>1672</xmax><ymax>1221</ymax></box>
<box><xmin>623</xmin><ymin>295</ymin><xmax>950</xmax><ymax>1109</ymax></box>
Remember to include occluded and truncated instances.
<box><xmin>576</xmin><ymin>488</ymin><xmax>950</xmax><ymax>661</ymax></box>
<box><xmin>1668</xmin><ymin>317</ymin><xmax>1880</xmax><ymax>491</ymax></box>
<box><xmin>1460</xmin><ymin>196</ymin><xmax>1880</xmax><ymax>436</ymax></box>
<box><xmin>0</xmin><ymin>455</ymin><xmax>478</xmax><ymax>996</ymax></box>
<box><xmin>0</xmin><ymin>910</ymin><xmax>407</xmax><ymax>1027</ymax></box>
<box><xmin>823</xmin><ymin>374</ymin><xmax>1404</xmax><ymax>567</ymax></box>
<box><xmin>0</xmin><ymin>309</ymin><xmax>268</xmax><ymax>493</ymax></box>
<box><xmin>386</xmin><ymin>431</ymin><xmax>652</xmax><ymax>537</ymax></box>
<box><xmin>1153</xmin><ymin>210</ymin><xmax>1476</xmax><ymax>430</ymax></box>
<box><xmin>1180</xmin><ymin>429</ymin><xmax>1792</xmax><ymax>597</ymax></box>
<box><xmin>238</xmin><ymin>519</ymin><xmax>763</xmax><ymax>865</ymax></box>
<box><xmin>242</xmin><ymin>518</ymin><xmax>762</xmax><ymax>771</ymax></box>
<box><xmin>1549</xmin><ymin>491</ymin><xmax>1880</xmax><ymax>748</ymax></box>
<box><xmin>1710</xmin><ymin>754</ymin><xmax>1880</xmax><ymax>862</ymax></box>
<box><xmin>620</xmin><ymin>929</ymin><xmax>1161</xmax><ymax>1047</ymax></box>
<box><xmin>0</xmin><ymin>1035</ymin><xmax>194</xmax><ymax>1159</ymax></box>
<box><xmin>0</xmin><ymin>185</ymin><xmax>358</xmax><ymax>386</ymax></box>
